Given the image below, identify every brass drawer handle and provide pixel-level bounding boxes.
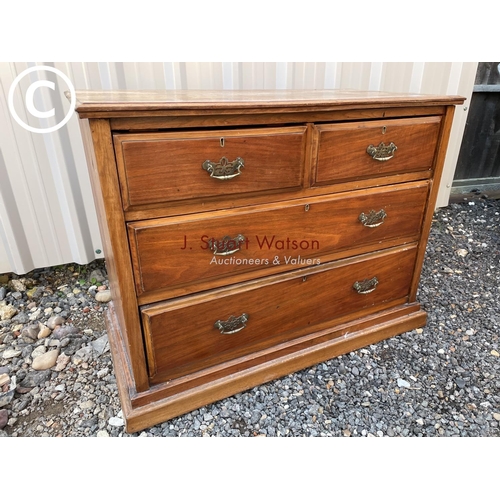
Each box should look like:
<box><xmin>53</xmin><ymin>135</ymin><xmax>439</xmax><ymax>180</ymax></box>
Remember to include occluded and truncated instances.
<box><xmin>202</xmin><ymin>156</ymin><xmax>244</xmax><ymax>180</ymax></box>
<box><xmin>353</xmin><ymin>277</ymin><xmax>379</xmax><ymax>294</ymax></box>
<box><xmin>366</xmin><ymin>142</ymin><xmax>397</xmax><ymax>161</ymax></box>
<box><xmin>209</xmin><ymin>234</ymin><xmax>245</xmax><ymax>255</ymax></box>
<box><xmin>359</xmin><ymin>209</ymin><xmax>387</xmax><ymax>227</ymax></box>
<box><xmin>215</xmin><ymin>313</ymin><xmax>249</xmax><ymax>335</ymax></box>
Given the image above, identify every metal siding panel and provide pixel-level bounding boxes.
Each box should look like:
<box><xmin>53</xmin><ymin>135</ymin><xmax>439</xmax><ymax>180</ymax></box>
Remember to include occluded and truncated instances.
<box><xmin>0</xmin><ymin>231</ymin><xmax>11</xmax><ymax>274</ymax></box>
<box><xmin>340</xmin><ymin>62</ymin><xmax>371</xmax><ymax>90</ymax></box>
<box><xmin>0</xmin><ymin>148</ymin><xmax>35</xmax><ymax>273</ymax></box>
<box><xmin>222</xmin><ymin>62</ymin><xmax>234</xmax><ymax>89</ymax></box>
<box><xmin>409</xmin><ymin>62</ymin><xmax>426</xmax><ymax>93</ymax></box>
<box><xmin>263</xmin><ymin>62</ymin><xmax>277</xmax><ymax>90</ymax></box>
<box><xmin>1</xmin><ymin>63</ymin><xmax>57</xmax><ymax>271</ymax></box>
<box><xmin>436</xmin><ymin>62</ymin><xmax>478</xmax><ymax>207</ymax></box>
<box><xmin>421</xmin><ymin>62</ymin><xmax>453</xmax><ymax>95</ymax></box>
<box><xmin>368</xmin><ymin>62</ymin><xmax>384</xmax><ymax>91</ymax></box>
<box><xmin>0</xmin><ymin>61</ymin><xmax>476</xmax><ymax>273</ymax></box>
<box><xmin>382</xmin><ymin>62</ymin><xmax>414</xmax><ymax>93</ymax></box>
<box><xmin>276</xmin><ymin>62</ymin><xmax>288</xmax><ymax>89</ymax></box>
<box><xmin>324</xmin><ymin>62</ymin><xmax>342</xmax><ymax>89</ymax></box>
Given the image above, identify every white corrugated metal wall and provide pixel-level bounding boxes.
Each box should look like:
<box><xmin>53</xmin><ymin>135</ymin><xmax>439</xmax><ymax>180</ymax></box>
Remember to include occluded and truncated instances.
<box><xmin>0</xmin><ymin>62</ymin><xmax>477</xmax><ymax>275</ymax></box>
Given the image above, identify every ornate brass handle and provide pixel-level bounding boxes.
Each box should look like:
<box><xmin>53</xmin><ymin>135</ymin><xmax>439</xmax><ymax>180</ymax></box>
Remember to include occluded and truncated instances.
<box><xmin>353</xmin><ymin>277</ymin><xmax>379</xmax><ymax>294</ymax></box>
<box><xmin>209</xmin><ymin>234</ymin><xmax>245</xmax><ymax>255</ymax></box>
<box><xmin>366</xmin><ymin>142</ymin><xmax>397</xmax><ymax>161</ymax></box>
<box><xmin>214</xmin><ymin>313</ymin><xmax>249</xmax><ymax>335</ymax></box>
<box><xmin>359</xmin><ymin>209</ymin><xmax>387</xmax><ymax>228</ymax></box>
<box><xmin>202</xmin><ymin>156</ymin><xmax>244</xmax><ymax>180</ymax></box>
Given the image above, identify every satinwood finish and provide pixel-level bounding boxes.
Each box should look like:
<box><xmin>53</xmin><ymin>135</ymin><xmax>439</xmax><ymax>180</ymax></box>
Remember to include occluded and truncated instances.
<box><xmin>73</xmin><ymin>89</ymin><xmax>465</xmax><ymax>433</ymax></box>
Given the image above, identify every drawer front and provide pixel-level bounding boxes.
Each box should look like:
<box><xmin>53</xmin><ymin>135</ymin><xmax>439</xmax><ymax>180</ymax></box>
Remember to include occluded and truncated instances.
<box><xmin>314</xmin><ymin>116</ymin><xmax>441</xmax><ymax>185</ymax></box>
<box><xmin>128</xmin><ymin>182</ymin><xmax>428</xmax><ymax>298</ymax></box>
<box><xmin>114</xmin><ymin>126</ymin><xmax>307</xmax><ymax>209</ymax></box>
<box><xmin>142</xmin><ymin>246</ymin><xmax>418</xmax><ymax>382</ymax></box>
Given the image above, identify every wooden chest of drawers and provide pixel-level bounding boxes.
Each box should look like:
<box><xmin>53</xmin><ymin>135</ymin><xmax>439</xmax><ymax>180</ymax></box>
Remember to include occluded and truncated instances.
<box><xmin>74</xmin><ymin>90</ymin><xmax>464</xmax><ymax>433</ymax></box>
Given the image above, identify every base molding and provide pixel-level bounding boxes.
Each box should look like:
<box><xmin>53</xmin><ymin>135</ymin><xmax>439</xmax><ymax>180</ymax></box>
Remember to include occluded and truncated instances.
<box><xmin>106</xmin><ymin>302</ymin><xmax>426</xmax><ymax>434</ymax></box>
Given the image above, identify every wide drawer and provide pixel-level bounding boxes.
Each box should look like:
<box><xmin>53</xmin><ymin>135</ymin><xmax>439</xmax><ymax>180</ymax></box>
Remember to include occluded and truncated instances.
<box><xmin>114</xmin><ymin>126</ymin><xmax>307</xmax><ymax>210</ymax></box>
<box><xmin>128</xmin><ymin>181</ymin><xmax>428</xmax><ymax>300</ymax></box>
<box><xmin>141</xmin><ymin>245</ymin><xmax>418</xmax><ymax>383</ymax></box>
<box><xmin>314</xmin><ymin>116</ymin><xmax>441</xmax><ymax>185</ymax></box>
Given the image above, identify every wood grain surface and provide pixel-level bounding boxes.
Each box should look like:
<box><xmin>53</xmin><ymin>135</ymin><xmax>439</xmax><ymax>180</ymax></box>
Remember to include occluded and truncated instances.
<box><xmin>72</xmin><ymin>89</ymin><xmax>464</xmax><ymax>117</ymax></box>
<box><xmin>142</xmin><ymin>245</ymin><xmax>418</xmax><ymax>383</ymax></box>
<box><xmin>128</xmin><ymin>181</ymin><xmax>428</xmax><ymax>300</ymax></box>
<box><xmin>114</xmin><ymin>126</ymin><xmax>307</xmax><ymax>209</ymax></box>
<box><xmin>314</xmin><ymin>116</ymin><xmax>442</xmax><ymax>185</ymax></box>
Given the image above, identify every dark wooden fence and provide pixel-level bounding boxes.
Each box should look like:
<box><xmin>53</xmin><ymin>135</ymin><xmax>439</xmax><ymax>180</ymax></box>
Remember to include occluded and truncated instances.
<box><xmin>454</xmin><ymin>63</ymin><xmax>500</xmax><ymax>188</ymax></box>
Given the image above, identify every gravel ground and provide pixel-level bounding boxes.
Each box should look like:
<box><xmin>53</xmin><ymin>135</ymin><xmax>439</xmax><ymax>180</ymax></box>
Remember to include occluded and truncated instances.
<box><xmin>0</xmin><ymin>198</ymin><xmax>499</xmax><ymax>437</ymax></box>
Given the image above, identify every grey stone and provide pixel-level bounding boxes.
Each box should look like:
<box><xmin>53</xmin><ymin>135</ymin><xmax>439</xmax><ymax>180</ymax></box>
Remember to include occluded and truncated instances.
<box><xmin>47</xmin><ymin>315</ymin><xmax>65</xmax><ymax>329</ymax></box>
<box><xmin>109</xmin><ymin>416</ymin><xmax>124</xmax><ymax>427</ymax></box>
<box><xmin>456</xmin><ymin>378</ymin><xmax>466</xmax><ymax>389</ymax></box>
<box><xmin>0</xmin><ymin>378</ymin><xmax>15</xmax><ymax>408</ymax></box>
<box><xmin>62</xmin><ymin>337</ymin><xmax>86</xmax><ymax>356</ymax></box>
<box><xmin>96</xmin><ymin>368</ymin><xmax>109</xmax><ymax>378</ymax></box>
<box><xmin>81</xmin><ymin>415</ymin><xmax>98</xmax><ymax>428</ymax></box>
<box><xmin>0</xmin><ymin>287</ymin><xmax>6</xmax><ymax>301</ymax></box>
<box><xmin>60</xmin><ymin>337</ymin><xmax>71</xmax><ymax>347</ymax></box>
<box><xmin>52</xmin><ymin>325</ymin><xmax>80</xmax><ymax>340</ymax></box>
<box><xmin>73</xmin><ymin>345</ymin><xmax>93</xmax><ymax>362</ymax></box>
<box><xmin>89</xmin><ymin>269</ymin><xmax>106</xmax><ymax>283</ymax></box>
<box><xmin>21</xmin><ymin>345</ymin><xmax>33</xmax><ymax>358</ymax></box>
<box><xmin>0</xmin><ymin>409</ymin><xmax>8</xmax><ymax>428</ymax></box>
<box><xmin>397</xmin><ymin>378</ymin><xmax>411</xmax><ymax>388</ymax></box>
<box><xmin>20</xmin><ymin>323</ymin><xmax>40</xmax><ymax>341</ymax></box>
<box><xmin>31</xmin><ymin>345</ymin><xmax>47</xmax><ymax>359</ymax></box>
<box><xmin>2</xmin><ymin>348</ymin><xmax>21</xmax><ymax>359</ymax></box>
<box><xmin>28</xmin><ymin>308</ymin><xmax>42</xmax><ymax>321</ymax></box>
<box><xmin>91</xmin><ymin>334</ymin><xmax>110</xmax><ymax>356</ymax></box>
<box><xmin>14</xmin><ymin>400</ymin><xmax>28</xmax><ymax>412</ymax></box>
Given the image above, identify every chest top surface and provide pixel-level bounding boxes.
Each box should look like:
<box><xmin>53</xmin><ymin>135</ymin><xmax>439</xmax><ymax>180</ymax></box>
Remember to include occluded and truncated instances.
<box><xmin>72</xmin><ymin>89</ymin><xmax>464</xmax><ymax>116</ymax></box>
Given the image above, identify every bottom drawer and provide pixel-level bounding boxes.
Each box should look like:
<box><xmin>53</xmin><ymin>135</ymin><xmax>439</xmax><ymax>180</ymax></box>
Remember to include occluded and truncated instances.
<box><xmin>141</xmin><ymin>245</ymin><xmax>418</xmax><ymax>383</ymax></box>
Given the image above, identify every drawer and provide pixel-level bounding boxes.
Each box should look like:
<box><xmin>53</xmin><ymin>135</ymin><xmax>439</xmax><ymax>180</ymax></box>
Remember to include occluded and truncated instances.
<box><xmin>314</xmin><ymin>116</ymin><xmax>441</xmax><ymax>185</ymax></box>
<box><xmin>114</xmin><ymin>126</ymin><xmax>307</xmax><ymax>210</ymax></box>
<box><xmin>128</xmin><ymin>181</ymin><xmax>428</xmax><ymax>299</ymax></box>
<box><xmin>141</xmin><ymin>245</ymin><xmax>418</xmax><ymax>383</ymax></box>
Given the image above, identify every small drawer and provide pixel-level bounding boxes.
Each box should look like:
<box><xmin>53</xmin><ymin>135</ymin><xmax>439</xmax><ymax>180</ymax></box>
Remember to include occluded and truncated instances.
<box><xmin>128</xmin><ymin>181</ymin><xmax>428</xmax><ymax>300</ymax></box>
<box><xmin>114</xmin><ymin>126</ymin><xmax>307</xmax><ymax>210</ymax></box>
<box><xmin>314</xmin><ymin>116</ymin><xmax>441</xmax><ymax>185</ymax></box>
<box><xmin>141</xmin><ymin>245</ymin><xmax>418</xmax><ymax>383</ymax></box>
